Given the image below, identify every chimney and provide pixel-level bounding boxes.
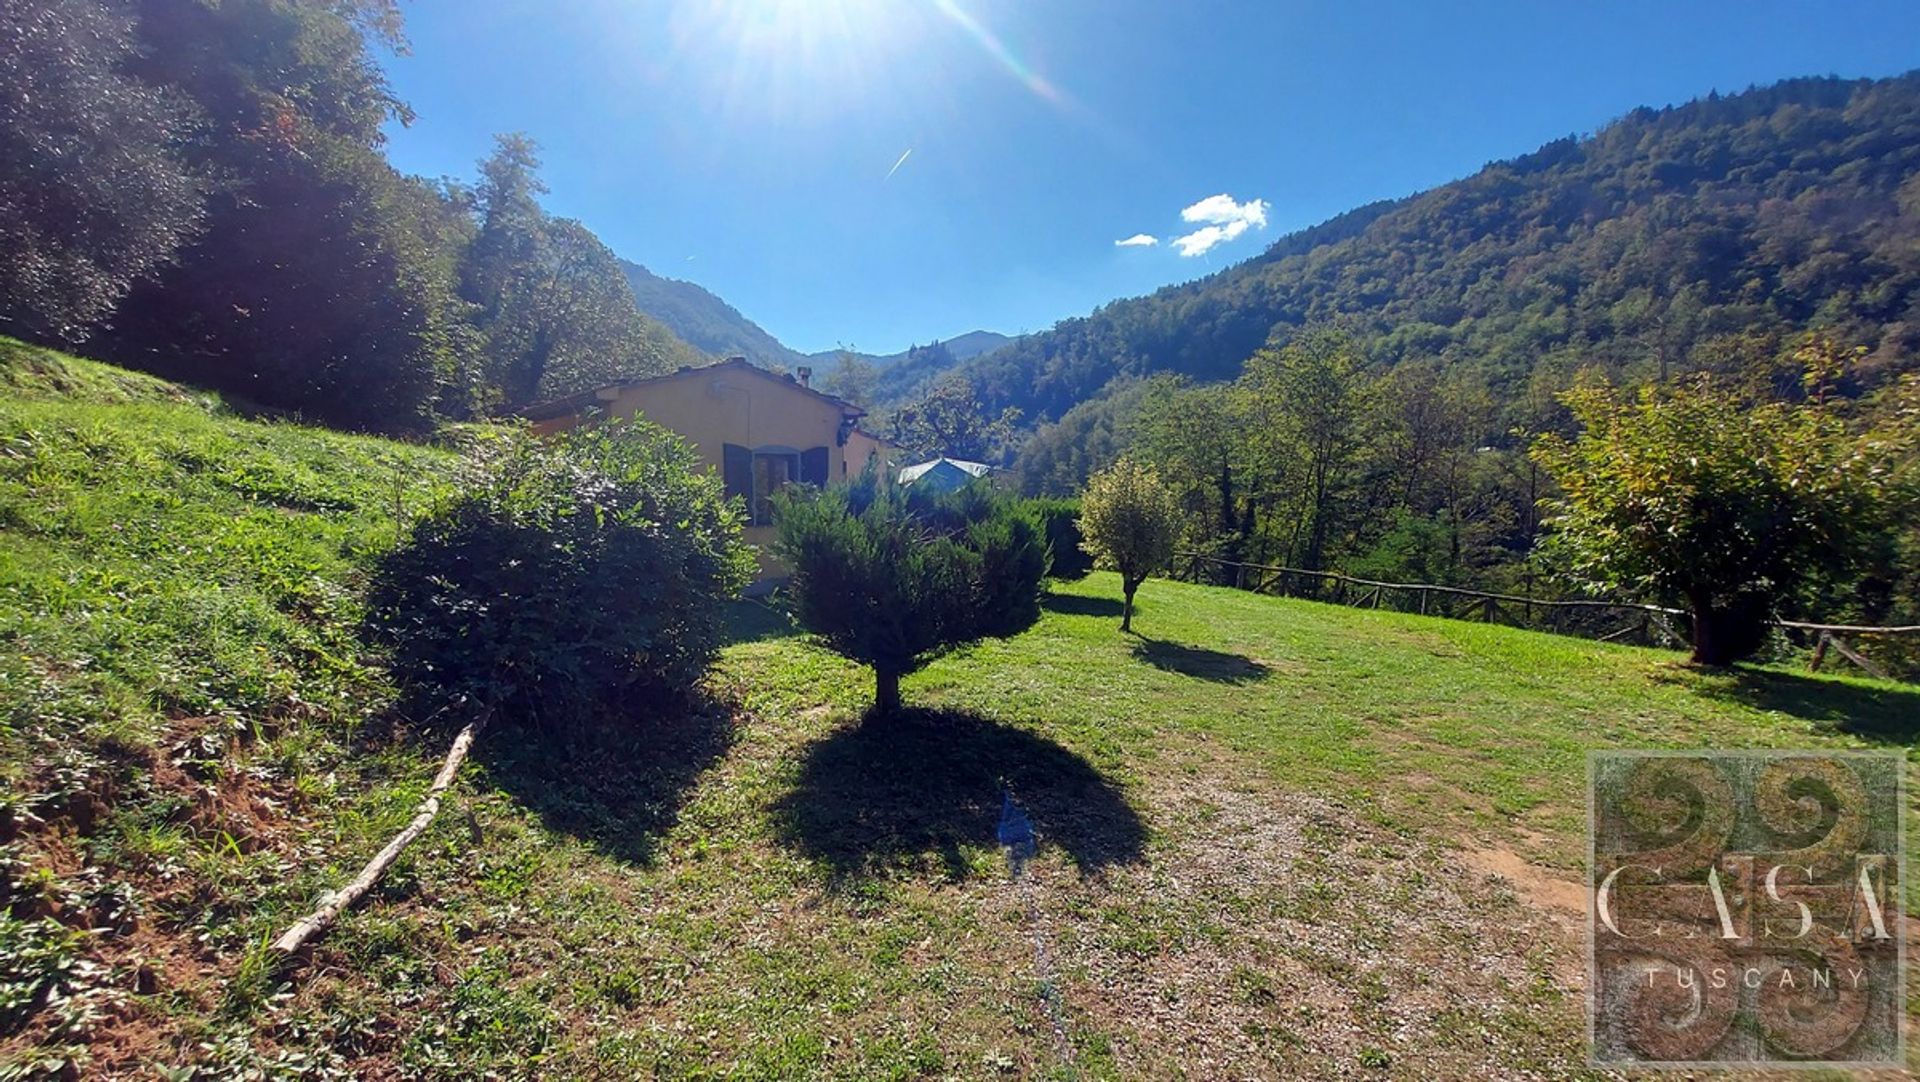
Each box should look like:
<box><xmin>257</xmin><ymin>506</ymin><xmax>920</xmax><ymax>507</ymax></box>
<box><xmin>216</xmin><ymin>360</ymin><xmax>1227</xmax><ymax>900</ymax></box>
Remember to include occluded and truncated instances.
<box><xmin>796</xmin><ymin>365</ymin><xmax>813</xmax><ymax>388</ymax></box>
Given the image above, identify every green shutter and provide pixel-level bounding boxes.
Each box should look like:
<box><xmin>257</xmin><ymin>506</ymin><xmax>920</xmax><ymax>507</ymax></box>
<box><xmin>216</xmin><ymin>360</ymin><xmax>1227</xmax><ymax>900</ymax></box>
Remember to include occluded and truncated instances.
<box><xmin>800</xmin><ymin>446</ymin><xmax>831</xmax><ymax>487</ymax></box>
<box><xmin>722</xmin><ymin>443</ymin><xmax>752</xmax><ymax>502</ymax></box>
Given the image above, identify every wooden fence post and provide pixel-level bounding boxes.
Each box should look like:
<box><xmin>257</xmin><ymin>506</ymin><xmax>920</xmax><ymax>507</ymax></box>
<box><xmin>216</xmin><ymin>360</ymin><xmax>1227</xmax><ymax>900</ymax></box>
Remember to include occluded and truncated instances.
<box><xmin>1825</xmin><ymin>635</ymin><xmax>1890</xmax><ymax>681</ymax></box>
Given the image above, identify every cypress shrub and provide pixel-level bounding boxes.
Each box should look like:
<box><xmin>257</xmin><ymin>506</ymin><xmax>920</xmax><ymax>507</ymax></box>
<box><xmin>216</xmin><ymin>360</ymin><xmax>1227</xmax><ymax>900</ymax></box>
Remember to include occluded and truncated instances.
<box><xmin>774</xmin><ymin>472</ymin><xmax>1047</xmax><ymax>713</ymax></box>
<box><xmin>1029</xmin><ymin>497</ymin><xmax>1094</xmax><ymax>580</ymax></box>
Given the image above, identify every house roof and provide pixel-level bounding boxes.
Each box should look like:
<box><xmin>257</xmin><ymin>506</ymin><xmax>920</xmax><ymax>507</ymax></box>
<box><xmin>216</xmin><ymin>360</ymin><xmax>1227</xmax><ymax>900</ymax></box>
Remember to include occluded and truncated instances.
<box><xmin>851</xmin><ymin>427</ymin><xmax>905</xmax><ymax>450</ymax></box>
<box><xmin>520</xmin><ymin>356</ymin><xmax>866</xmax><ymax>423</ymax></box>
<box><xmin>896</xmin><ymin>457</ymin><xmax>994</xmax><ymax>485</ymax></box>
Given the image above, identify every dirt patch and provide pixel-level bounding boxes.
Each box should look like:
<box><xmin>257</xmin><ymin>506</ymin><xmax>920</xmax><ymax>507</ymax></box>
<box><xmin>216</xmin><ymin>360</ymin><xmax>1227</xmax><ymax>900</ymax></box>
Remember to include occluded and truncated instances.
<box><xmin>1459</xmin><ymin>844</ymin><xmax>1587</xmax><ymax>919</ymax></box>
<box><xmin>1030</xmin><ymin>752</ymin><xmax>1597</xmax><ymax>1078</ymax></box>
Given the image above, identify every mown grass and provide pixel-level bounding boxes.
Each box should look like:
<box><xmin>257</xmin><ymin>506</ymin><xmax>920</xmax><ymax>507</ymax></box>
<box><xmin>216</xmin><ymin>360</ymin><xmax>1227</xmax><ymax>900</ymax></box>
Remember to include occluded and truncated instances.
<box><xmin>3</xmin><ymin>343</ymin><xmax>1917</xmax><ymax>1078</ymax></box>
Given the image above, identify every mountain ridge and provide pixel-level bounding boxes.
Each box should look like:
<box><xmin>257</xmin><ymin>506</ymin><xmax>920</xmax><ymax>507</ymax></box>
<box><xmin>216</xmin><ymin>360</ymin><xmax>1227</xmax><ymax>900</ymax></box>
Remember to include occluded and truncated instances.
<box><xmin>618</xmin><ymin>258</ymin><xmax>1010</xmax><ymax>372</ymax></box>
<box><xmin>928</xmin><ymin>72</ymin><xmax>1920</xmax><ymax>427</ymax></box>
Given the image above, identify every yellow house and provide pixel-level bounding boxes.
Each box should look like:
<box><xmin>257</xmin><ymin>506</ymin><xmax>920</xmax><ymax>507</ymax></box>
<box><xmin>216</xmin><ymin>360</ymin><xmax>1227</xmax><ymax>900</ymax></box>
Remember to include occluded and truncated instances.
<box><xmin>523</xmin><ymin>356</ymin><xmax>901</xmax><ymax>581</ymax></box>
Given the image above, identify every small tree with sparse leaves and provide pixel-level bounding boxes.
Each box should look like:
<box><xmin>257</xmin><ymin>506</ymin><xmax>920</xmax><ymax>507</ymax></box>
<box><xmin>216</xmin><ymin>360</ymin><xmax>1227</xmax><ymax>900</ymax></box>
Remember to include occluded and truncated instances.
<box><xmin>1079</xmin><ymin>459</ymin><xmax>1181</xmax><ymax>633</ymax></box>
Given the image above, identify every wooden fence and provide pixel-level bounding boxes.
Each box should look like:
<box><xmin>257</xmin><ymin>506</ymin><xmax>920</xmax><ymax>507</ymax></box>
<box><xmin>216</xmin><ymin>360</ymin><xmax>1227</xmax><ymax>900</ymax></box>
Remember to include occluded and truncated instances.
<box><xmin>1172</xmin><ymin>551</ymin><xmax>1920</xmax><ymax>681</ymax></box>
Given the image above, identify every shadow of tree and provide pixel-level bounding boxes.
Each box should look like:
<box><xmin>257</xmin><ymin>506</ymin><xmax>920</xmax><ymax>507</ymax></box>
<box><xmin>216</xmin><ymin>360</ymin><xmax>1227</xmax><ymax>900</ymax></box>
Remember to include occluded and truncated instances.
<box><xmin>1041</xmin><ymin>592</ymin><xmax>1125</xmax><ymax>618</ymax></box>
<box><xmin>721</xmin><ymin>598</ymin><xmax>801</xmax><ymax>646</ymax></box>
<box><xmin>1682</xmin><ymin>667</ymin><xmax>1920</xmax><ymax>744</ymax></box>
<box><xmin>1130</xmin><ymin>637</ymin><xmax>1271</xmax><ymax>684</ymax></box>
<box><xmin>474</xmin><ymin>699</ymin><xmax>735</xmax><ymax>865</ymax></box>
<box><xmin>772</xmin><ymin>707</ymin><xmax>1147</xmax><ymax>882</ymax></box>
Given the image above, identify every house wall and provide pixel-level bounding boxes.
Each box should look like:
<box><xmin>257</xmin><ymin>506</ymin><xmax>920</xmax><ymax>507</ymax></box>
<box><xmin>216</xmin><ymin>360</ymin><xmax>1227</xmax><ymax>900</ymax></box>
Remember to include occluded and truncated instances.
<box><xmin>575</xmin><ymin>368</ymin><xmax>849</xmax><ymax>475</ymax></box>
<box><xmin>531</xmin><ymin>365</ymin><xmax>857</xmax><ymax>584</ymax></box>
<box><xmin>842</xmin><ymin>429</ymin><xmax>897</xmax><ymax>481</ymax></box>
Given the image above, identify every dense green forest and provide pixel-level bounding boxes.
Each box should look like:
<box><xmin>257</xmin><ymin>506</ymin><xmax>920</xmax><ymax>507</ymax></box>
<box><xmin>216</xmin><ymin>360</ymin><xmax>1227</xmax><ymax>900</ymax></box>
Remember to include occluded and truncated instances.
<box><xmin>0</xmin><ymin>0</ymin><xmax>701</xmax><ymax>431</ymax></box>
<box><xmin>970</xmin><ymin>74</ymin><xmax>1920</xmax><ymax>652</ymax></box>
<box><xmin>931</xmin><ymin>73</ymin><xmax>1920</xmax><ymax>437</ymax></box>
<box><xmin>619</xmin><ymin>258</ymin><xmax>806</xmax><ymax>369</ymax></box>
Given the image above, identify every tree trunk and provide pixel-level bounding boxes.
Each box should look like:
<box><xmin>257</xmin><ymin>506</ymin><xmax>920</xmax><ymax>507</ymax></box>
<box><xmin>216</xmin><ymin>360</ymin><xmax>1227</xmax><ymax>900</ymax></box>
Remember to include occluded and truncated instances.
<box><xmin>874</xmin><ymin>667</ymin><xmax>902</xmax><ymax>714</ymax></box>
<box><xmin>1688</xmin><ymin>591</ymin><xmax>1767</xmax><ymax>667</ymax></box>
<box><xmin>1689</xmin><ymin>594</ymin><xmax>1723</xmax><ymax>666</ymax></box>
<box><xmin>1122</xmin><ymin>578</ymin><xmax>1138</xmax><ymax>633</ymax></box>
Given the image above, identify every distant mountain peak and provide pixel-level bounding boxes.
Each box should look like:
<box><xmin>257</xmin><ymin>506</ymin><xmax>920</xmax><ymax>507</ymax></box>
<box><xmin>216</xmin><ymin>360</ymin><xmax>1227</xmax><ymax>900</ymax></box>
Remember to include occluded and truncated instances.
<box><xmin>618</xmin><ymin>258</ymin><xmax>1011</xmax><ymax>374</ymax></box>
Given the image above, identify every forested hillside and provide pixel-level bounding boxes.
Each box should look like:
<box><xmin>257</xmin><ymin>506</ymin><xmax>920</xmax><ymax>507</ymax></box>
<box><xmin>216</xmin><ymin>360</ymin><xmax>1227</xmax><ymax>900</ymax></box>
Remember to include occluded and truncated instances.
<box><xmin>0</xmin><ymin>0</ymin><xmax>702</xmax><ymax>431</ymax></box>
<box><xmin>619</xmin><ymin>259</ymin><xmax>805</xmax><ymax>368</ymax></box>
<box><xmin>985</xmin><ymin>75</ymin><xmax>1920</xmax><ymax>653</ymax></box>
<box><xmin>951</xmin><ymin>73</ymin><xmax>1920</xmax><ymax>432</ymax></box>
<box><xmin>845</xmin><ymin>328</ymin><xmax>1012</xmax><ymax>370</ymax></box>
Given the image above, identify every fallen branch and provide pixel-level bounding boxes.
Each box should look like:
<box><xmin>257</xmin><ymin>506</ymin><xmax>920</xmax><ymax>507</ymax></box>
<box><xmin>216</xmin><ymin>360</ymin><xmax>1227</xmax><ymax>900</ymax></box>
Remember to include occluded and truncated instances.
<box><xmin>273</xmin><ymin>703</ymin><xmax>493</xmax><ymax>955</ymax></box>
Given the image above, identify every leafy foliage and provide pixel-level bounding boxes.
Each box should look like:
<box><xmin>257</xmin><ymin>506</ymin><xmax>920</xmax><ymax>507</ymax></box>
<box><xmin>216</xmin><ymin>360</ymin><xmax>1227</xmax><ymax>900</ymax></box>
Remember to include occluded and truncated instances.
<box><xmin>816</xmin><ymin>351</ymin><xmax>878</xmax><ymax>407</ymax></box>
<box><xmin>1078</xmin><ymin>460</ymin><xmax>1181</xmax><ymax>631</ymax></box>
<box><xmin>463</xmin><ymin>138</ymin><xmax>703</xmax><ymax>412</ymax></box>
<box><xmin>0</xmin><ymin>0</ymin><xmax>205</xmax><ymax>343</ymax></box>
<box><xmin>1531</xmin><ymin>340</ymin><xmax>1893</xmax><ymax>664</ymax></box>
<box><xmin>773</xmin><ymin>473</ymin><xmax>1046</xmax><ymax>711</ymax></box>
<box><xmin>366</xmin><ymin>421</ymin><xmax>753</xmax><ymax>730</ymax></box>
<box><xmin>79</xmin><ymin>0</ymin><xmax>473</xmax><ymax>430</ymax></box>
<box><xmin>1236</xmin><ymin>329</ymin><xmax>1382</xmax><ymax>572</ymax></box>
<box><xmin>883</xmin><ymin>374</ymin><xmax>1021</xmax><ymax>462</ymax></box>
<box><xmin>1028</xmin><ymin>497</ymin><xmax>1094</xmax><ymax>580</ymax></box>
<box><xmin>0</xmin><ymin>2</ymin><xmax>701</xmax><ymax>431</ymax></box>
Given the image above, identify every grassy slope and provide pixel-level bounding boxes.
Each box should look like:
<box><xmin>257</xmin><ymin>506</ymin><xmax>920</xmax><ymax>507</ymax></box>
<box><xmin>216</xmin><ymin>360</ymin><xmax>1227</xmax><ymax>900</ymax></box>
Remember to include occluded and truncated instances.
<box><xmin>0</xmin><ymin>340</ymin><xmax>462</xmax><ymax>1076</ymax></box>
<box><xmin>3</xmin><ymin>342</ymin><xmax>1917</xmax><ymax>1077</ymax></box>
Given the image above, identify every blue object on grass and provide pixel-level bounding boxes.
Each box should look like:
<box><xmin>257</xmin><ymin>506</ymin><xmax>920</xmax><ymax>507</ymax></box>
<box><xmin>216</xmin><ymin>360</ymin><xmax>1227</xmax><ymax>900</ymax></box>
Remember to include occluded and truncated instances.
<box><xmin>997</xmin><ymin>790</ymin><xmax>1035</xmax><ymax>852</ymax></box>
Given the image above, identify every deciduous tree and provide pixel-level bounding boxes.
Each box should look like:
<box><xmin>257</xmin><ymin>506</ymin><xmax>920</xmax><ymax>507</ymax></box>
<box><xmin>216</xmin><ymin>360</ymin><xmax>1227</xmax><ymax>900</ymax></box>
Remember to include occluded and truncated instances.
<box><xmin>0</xmin><ymin>0</ymin><xmax>205</xmax><ymax>343</ymax></box>
<box><xmin>1079</xmin><ymin>459</ymin><xmax>1181</xmax><ymax>633</ymax></box>
<box><xmin>1531</xmin><ymin>341</ymin><xmax>1889</xmax><ymax>665</ymax></box>
<box><xmin>886</xmin><ymin>375</ymin><xmax>1021</xmax><ymax>462</ymax></box>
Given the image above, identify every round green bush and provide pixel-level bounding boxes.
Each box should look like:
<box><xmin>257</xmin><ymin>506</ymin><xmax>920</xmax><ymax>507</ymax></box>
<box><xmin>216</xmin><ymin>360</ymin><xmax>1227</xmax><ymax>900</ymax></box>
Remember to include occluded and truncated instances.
<box><xmin>366</xmin><ymin>420</ymin><xmax>754</xmax><ymax>730</ymax></box>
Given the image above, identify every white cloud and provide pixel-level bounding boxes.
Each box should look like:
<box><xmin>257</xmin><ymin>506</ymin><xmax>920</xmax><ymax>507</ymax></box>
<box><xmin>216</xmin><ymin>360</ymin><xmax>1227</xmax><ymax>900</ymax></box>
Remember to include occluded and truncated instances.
<box><xmin>1171</xmin><ymin>193</ymin><xmax>1269</xmax><ymax>257</ymax></box>
<box><xmin>1180</xmin><ymin>193</ymin><xmax>1268</xmax><ymax>228</ymax></box>
<box><xmin>1170</xmin><ymin>225</ymin><xmax>1230</xmax><ymax>257</ymax></box>
<box><xmin>1114</xmin><ymin>233</ymin><xmax>1158</xmax><ymax>247</ymax></box>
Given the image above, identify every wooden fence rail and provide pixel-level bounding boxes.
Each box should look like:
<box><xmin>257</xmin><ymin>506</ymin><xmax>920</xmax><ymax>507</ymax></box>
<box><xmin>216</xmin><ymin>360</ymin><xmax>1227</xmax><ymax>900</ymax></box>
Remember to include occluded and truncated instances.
<box><xmin>1171</xmin><ymin>551</ymin><xmax>1920</xmax><ymax>681</ymax></box>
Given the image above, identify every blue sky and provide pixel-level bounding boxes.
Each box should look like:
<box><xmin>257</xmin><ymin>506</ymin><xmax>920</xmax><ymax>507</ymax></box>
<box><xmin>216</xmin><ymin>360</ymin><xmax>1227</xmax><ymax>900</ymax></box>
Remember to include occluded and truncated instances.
<box><xmin>378</xmin><ymin>1</ymin><xmax>1920</xmax><ymax>356</ymax></box>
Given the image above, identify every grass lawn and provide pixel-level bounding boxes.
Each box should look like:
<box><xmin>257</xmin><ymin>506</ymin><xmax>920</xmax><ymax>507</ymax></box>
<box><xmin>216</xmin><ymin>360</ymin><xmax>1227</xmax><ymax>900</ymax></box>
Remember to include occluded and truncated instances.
<box><xmin>3</xmin><ymin>342</ymin><xmax>1917</xmax><ymax>1078</ymax></box>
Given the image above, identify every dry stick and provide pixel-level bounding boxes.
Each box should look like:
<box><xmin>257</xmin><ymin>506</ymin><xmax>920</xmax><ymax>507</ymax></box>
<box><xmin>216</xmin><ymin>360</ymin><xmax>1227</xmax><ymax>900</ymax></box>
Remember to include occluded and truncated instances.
<box><xmin>273</xmin><ymin>704</ymin><xmax>493</xmax><ymax>955</ymax></box>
